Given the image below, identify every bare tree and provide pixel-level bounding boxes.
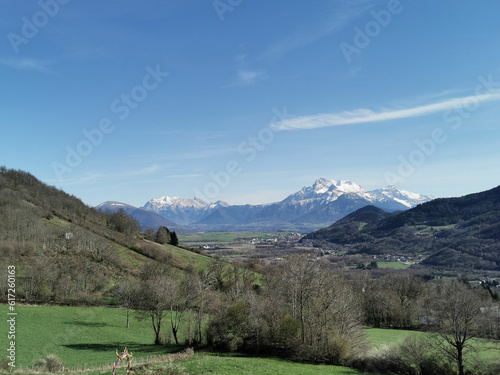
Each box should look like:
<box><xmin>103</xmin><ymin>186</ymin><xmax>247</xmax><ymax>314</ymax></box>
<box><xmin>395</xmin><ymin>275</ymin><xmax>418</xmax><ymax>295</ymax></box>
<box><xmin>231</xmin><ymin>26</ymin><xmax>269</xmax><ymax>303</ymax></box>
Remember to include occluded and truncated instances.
<box><xmin>144</xmin><ymin>227</ymin><xmax>155</xmax><ymax>241</ymax></box>
<box><xmin>107</xmin><ymin>209</ymin><xmax>140</xmax><ymax>235</ymax></box>
<box><xmin>115</xmin><ymin>278</ymin><xmax>140</xmax><ymax>328</ymax></box>
<box><xmin>136</xmin><ymin>275</ymin><xmax>172</xmax><ymax>345</ymax></box>
<box><xmin>136</xmin><ymin>260</ymin><xmax>193</xmax><ymax>345</ymax></box>
<box><xmin>431</xmin><ymin>280</ymin><xmax>482</xmax><ymax>375</ymax></box>
<box><xmin>281</xmin><ymin>255</ymin><xmax>317</xmax><ymax>344</ymax></box>
<box><xmin>87</xmin><ymin>237</ymin><xmax>115</xmax><ymax>263</ymax></box>
<box><xmin>167</xmin><ymin>275</ymin><xmax>192</xmax><ymax>345</ymax></box>
<box><xmin>191</xmin><ymin>269</ymin><xmax>215</xmax><ymax>344</ymax></box>
<box><xmin>383</xmin><ymin>273</ymin><xmax>424</xmax><ymax>328</ymax></box>
<box><xmin>206</xmin><ymin>259</ymin><xmax>226</xmax><ymax>291</ymax></box>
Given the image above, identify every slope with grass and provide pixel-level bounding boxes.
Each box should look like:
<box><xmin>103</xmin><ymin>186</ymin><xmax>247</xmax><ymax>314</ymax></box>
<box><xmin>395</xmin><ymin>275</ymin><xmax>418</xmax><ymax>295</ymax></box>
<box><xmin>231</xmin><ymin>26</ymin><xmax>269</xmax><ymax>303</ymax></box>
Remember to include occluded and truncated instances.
<box><xmin>0</xmin><ymin>167</ymin><xmax>217</xmax><ymax>305</ymax></box>
<box><xmin>131</xmin><ymin>353</ymin><xmax>367</xmax><ymax>375</ymax></box>
<box><xmin>2</xmin><ymin>304</ymin><xmax>369</xmax><ymax>374</ymax></box>
<box><xmin>4</xmin><ymin>304</ymin><xmax>499</xmax><ymax>374</ymax></box>
<box><xmin>6</xmin><ymin>305</ymin><xmax>185</xmax><ymax>368</ymax></box>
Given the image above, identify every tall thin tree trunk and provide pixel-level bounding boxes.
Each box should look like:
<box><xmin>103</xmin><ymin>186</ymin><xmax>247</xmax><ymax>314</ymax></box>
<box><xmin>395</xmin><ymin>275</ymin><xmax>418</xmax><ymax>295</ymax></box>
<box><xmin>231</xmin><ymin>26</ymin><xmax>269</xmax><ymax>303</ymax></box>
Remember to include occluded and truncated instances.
<box><xmin>458</xmin><ymin>346</ymin><xmax>464</xmax><ymax>375</ymax></box>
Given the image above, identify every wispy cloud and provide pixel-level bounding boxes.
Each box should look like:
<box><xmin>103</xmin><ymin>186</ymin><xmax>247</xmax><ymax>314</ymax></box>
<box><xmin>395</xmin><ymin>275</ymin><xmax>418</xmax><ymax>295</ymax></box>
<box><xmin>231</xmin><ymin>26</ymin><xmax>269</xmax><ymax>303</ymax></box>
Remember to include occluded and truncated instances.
<box><xmin>259</xmin><ymin>1</ymin><xmax>375</xmax><ymax>63</ymax></box>
<box><xmin>228</xmin><ymin>69</ymin><xmax>264</xmax><ymax>86</ymax></box>
<box><xmin>272</xmin><ymin>91</ymin><xmax>500</xmax><ymax>131</ymax></box>
<box><xmin>0</xmin><ymin>58</ymin><xmax>52</xmax><ymax>72</ymax></box>
<box><xmin>122</xmin><ymin>164</ymin><xmax>163</xmax><ymax>177</ymax></box>
<box><xmin>175</xmin><ymin>147</ymin><xmax>238</xmax><ymax>160</ymax></box>
<box><xmin>238</xmin><ymin>69</ymin><xmax>262</xmax><ymax>84</ymax></box>
<box><xmin>51</xmin><ymin>173</ymin><xmax>103</xmax><ymax>186</ymax></box>
<box><xmin>167</xmin><ymin>174</ymin><xmax>202</xmax><ymax>178</ymax></box>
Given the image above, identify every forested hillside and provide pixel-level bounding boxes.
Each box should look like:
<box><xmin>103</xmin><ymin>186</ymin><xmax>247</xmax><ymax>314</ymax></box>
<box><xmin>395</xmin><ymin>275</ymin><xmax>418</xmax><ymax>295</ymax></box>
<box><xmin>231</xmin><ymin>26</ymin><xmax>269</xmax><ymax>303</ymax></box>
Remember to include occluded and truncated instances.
<box><xmin>302</xmin><ymin>186</ymin><xmax>500</xmax><ymax>271</ymax></box>
<box><xmin>0</xmin><ymin>167</ymin><xmax>212</xmax><ymax>304</ymax></box>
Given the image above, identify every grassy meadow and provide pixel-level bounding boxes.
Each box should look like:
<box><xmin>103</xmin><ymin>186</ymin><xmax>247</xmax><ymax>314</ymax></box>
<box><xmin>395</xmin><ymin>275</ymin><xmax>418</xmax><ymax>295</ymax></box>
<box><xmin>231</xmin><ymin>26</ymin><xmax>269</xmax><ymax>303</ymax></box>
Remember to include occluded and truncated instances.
<box><xmin>366</xmin><ymin>328</ymin><xmax>500</xmax><ymax>362</ymax></box>
<box><xmin>376</xmin><ymin>261</ymin><xmax>412</xmax><ymax>270</ymax></box>
<box><xmin>81</xmin><ymin>353</ymin><xmax>367</xmax><ymax>375</ymax></box>
<box><xmin>129</xmin><ymin>354</ymin><xmax>366</xmax><ymax>375</ymax></box>
<box><xmin>4</xmin><ymin>305</ymin><xmax>184</xmax><ymax>369</ymax></box>
<box><xmin>178</xmin><ymin>232</ymin><xmax>292</xmax><ymax>245</ymax></box>
<box><xmin>2</xmin><ymin>304</ymin><xmax>368</xmax><ymax>374</ymax></box>
<box><xmin>3</xmin><ymin>304</ymin><xmax>499</xmax><ymax>373</ymax></box>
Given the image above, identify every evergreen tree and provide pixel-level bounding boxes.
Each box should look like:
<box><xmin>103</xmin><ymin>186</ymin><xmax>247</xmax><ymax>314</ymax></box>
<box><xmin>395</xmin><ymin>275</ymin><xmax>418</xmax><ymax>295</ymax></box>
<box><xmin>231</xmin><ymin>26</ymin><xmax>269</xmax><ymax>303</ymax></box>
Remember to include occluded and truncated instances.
<box><xmin>170</xmin><ymin>231</ymin><xmax>179</xmax><ymax>246</ymax></box>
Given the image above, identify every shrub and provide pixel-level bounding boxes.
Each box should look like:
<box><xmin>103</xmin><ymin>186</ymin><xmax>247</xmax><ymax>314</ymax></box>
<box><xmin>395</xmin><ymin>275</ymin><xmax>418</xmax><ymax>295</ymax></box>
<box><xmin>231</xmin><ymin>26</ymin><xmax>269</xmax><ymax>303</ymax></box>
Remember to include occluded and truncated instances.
<box><xmin>33</xmin><ymin>354</ymin><xmax>63</xmax><ymax>373</ymax></box>
<box><xmin>397</xmin><ymin>336</ymin><xmax>454</xmax><ymax>375</ymax></box>
<box><xmin>351</xmin><ymin>345</ymin><xmax>409</xmax><ymax>374</ymax></box>
<box><xmin>468</xmin><ymin>359</ymin><xmax>500</xmax><ymax>375</ymax></box>
<box><xmin>326</xmin><ymin>336</ymin><xmax>354</xmax><ymax>364</ymax></box>
<box><xmin>228</xmin><ymin>335</ymin><xmax>244</xmax><ymax>352</ymax></box>
<box><xmin>0</xmin><ymin>358</ymin><xmax>10</xmax><ymax>370</ymax></box>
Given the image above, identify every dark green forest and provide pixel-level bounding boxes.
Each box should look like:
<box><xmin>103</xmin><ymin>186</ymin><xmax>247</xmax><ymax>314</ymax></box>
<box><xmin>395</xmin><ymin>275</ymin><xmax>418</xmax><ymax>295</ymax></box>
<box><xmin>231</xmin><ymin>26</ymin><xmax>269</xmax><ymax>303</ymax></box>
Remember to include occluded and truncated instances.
<box><xmin>302</xmin><ymin>186</ymin><xmax>500</xmax><ymax>271</ymax></box>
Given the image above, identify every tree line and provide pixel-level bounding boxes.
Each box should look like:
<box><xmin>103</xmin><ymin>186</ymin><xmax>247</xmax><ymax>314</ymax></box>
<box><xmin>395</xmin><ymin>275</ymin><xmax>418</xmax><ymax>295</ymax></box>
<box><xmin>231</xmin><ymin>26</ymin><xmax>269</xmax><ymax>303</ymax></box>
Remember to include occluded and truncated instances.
<box><xmin>0</xmin><ymin>167</ymin><xmax>189</xmax><ymax>304</ymax></box>
<box><xmin>115</xmin><ymin>256</ymin><xmax>500</xmax><ymax>375</ymax></box>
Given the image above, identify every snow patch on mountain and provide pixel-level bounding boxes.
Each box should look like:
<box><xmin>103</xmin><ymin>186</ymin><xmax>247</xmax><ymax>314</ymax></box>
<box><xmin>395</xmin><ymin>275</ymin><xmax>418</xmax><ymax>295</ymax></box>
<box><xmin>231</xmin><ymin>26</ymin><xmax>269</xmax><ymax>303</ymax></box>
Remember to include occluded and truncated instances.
<box><xmin>96</xmin><ymin>201</ymin><xmax>133</xmax><ymax>209</ymax></box>
<box><xmin>134</xmin><ymin>178</ymin><xmax>433</xmax><ymax>229</ymax></box>
<box><xmin>283</xmin><ymin>178</ymin><xmax>370</xmax><ymax>204</ymax></box>
<box><xmin>370</xmin><ymin>185</ymin><xmax>432</xmax><ymax>208</ymax></box>
<box><xmin>144</xmin><ymin>196</ymin><xmax>208</xmax><ymax>211</ymax></box>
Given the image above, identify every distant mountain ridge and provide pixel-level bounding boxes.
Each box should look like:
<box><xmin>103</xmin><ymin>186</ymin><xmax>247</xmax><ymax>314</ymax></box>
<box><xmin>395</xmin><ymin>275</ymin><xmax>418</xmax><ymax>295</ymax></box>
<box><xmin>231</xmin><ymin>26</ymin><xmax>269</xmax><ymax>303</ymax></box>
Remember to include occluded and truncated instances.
<box><xmin>99</xmin><ymin>178</ymin><xmax>432</xmax><ymax>232</ymax></box>
<box><xmin>95</xmin><ymin>201</ymin><xmax>185</xmax><ymax>232</ymax></box>
<box><xmin>143</xmin><ymin>197</ymin><xmax>230</xmax><ymax>226</ymax></box>
<box><xmin>301</xmin><ymin>185</ymin><xmax>500</xmax><ymax>271</ymax></box>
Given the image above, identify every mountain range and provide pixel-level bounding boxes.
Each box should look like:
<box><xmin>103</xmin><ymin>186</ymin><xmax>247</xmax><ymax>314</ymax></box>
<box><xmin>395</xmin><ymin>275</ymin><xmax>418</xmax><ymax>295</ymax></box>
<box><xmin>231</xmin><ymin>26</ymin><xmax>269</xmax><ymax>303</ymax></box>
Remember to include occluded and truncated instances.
<box><xmin>95</xmin><ymin>201</ymin><xmax>184</xmax><ymax>232</ymax></box>
<box><xmin>97</xmin><ymin>178</ymin><xmax>432</xmax><ymax>232</ymax></box>
<box><xmin>301</xmin><ymin>185</ymin><xmax>500</xmax><ymax>271</ymax></box>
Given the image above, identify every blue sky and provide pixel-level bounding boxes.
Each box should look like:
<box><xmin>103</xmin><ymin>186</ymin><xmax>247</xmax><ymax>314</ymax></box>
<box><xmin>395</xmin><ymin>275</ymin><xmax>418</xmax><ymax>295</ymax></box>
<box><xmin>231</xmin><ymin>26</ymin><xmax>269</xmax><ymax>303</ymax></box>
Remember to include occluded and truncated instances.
<box><xmin>1</xmin><ymin>0</ymin><xmax>500</xmax><ymax>207</ymax></box>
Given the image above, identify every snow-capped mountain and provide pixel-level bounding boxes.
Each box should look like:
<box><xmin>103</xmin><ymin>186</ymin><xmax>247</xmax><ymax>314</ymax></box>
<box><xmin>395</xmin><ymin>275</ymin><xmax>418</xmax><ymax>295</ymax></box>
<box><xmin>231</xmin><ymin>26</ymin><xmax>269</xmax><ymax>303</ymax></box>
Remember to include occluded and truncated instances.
<box><xmin>369</xmin><ymin>185</ymin><xmax>431</xmax><ymax>208</ymax></box>
<box><xmin>283</xmin><ymin>179</ymin><xmax>431</xmax><ymax>208</ymax></box>
<box><xmin>144</xmin><ymin>196</ymin><xmax>209</xmax><ymax>212</ymax></box>
<box><xmin>128</xmin><ymin>178</ymin><xmax>433</xmax><ymax>231</ymax></box>
<box><xmin>247</xmin><ymin>179</ymin><xmax>431</xmax><ymax>228</ymax></box>
<box><xmin>143</xmin><ymin>196</ymin><xmax>229</xmax><ymax>225</ymax></box>
<box><xmin>282</xmin><ymin>178</ymin><xmax>371</xmax><ymax>204</ymax></box>
<box><xmin>96</xmin><ymin>201</ymin><xmax>133</xmax><ymax>210</ymax></box>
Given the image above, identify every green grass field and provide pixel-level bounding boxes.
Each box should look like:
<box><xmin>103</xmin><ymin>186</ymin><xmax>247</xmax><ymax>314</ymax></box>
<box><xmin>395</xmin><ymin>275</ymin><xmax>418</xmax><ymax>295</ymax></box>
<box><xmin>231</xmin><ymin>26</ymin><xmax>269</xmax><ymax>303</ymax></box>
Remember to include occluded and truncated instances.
<box><xmin>366</xmin><ymin>328</ymin><xmax>500</xmax><ymax>362</ymax></box>
<box><xmin>1</xmin><ymin>304</ymin><xmax>369</xmax><ymax>374</ymax></box>
<box><xmin>178</xmin><ymin>232</ymin><xmax>292</xmax><ymax>245</ymax></box>
<box><xmin>82</xmin><ymin>353</ymin><xmax>367</xmax><ymax>375</ymax></box>
<box><xmin>137</xmin><ymin>353</ymin><xmax>365</xmax><ymax>375</ymax></box>
<box><xmin>366</xmin><ymin>328</ymin><xmax>424</xmax><ymax>348</ymax></box>
<box><xmin>80</xmin><ymin>353</ymin><xmax>369</xmax><ymax>375</ymax></box>
<box><xmin>3</xmin><ymin>305</ymin><xmax>499</xmax><ymax>373</ymax></box>
<box><xmin>163</xmin><ymin>244</ymin><xmax>216</xmax><ymax>270</ymax></box>
<box><xmin>4</xmin><ymin>305</ymin><xmax>184</xmax><ymax>369</ymax></box>
<box><xmin>376</xmin><ymin>261</ymin><xmax>412</xmax><ymax>269</ymax></box>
